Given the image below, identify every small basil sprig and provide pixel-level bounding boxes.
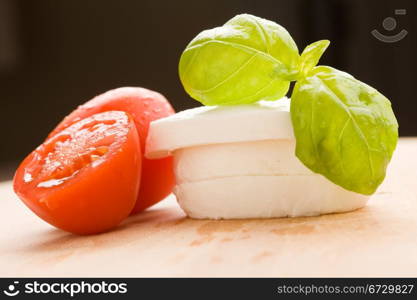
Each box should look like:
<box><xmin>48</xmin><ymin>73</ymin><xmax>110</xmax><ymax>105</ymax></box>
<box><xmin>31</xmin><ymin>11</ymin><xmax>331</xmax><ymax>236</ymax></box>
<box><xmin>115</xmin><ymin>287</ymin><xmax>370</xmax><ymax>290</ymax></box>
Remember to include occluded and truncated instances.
<box><xmin>291</xmin><ymin>66</ymin><xmax>398</xmax><ymax>195</ymax></box>
<box><xmin>299</xmin><ymin>40</ymin><xmax>330</xmax><ymax>76</ymax></box>
<box><xmin>179</xmin><ymin>14</ymin><xmax>301</xmax><ymax>105</ymax></box>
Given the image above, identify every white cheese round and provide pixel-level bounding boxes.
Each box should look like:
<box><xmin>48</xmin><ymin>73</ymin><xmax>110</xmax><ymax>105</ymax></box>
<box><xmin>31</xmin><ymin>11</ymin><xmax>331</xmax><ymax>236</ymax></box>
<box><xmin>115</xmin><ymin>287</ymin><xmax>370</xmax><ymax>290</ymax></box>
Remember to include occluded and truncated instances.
<box><xmin>174</xmin><ymin>175</ymin><xmax>368</xmax><ymax>219</ymax></box>
<box><xmin>145</xmin><ymin>98</ymin><xmax>293</xmax><ymax>159</ymax></box>
<box><xmin>174</xmin><ymin>140</ymin><xmax>312</xmax><ymax>184</ymax></box>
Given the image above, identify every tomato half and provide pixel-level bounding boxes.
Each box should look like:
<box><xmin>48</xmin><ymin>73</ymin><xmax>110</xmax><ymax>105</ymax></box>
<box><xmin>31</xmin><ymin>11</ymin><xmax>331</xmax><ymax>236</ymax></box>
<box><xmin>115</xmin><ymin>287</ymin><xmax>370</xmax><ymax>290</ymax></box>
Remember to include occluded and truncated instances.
<box><xmin>48</xmin><ymin>87</ymin><xmax>175</xmax><ymax>214</ymax></box>
<box><xmin>14</xmin><ymin>111</ymin><xmax>141</xmax><ymax>234</ymax></box>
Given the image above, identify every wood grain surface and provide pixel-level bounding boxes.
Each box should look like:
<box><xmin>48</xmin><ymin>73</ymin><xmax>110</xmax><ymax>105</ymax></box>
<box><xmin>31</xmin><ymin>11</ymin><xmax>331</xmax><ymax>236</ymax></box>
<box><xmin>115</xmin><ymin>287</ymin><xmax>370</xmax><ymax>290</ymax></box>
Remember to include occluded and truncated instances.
<box><xmin>1</xmin><ymin>138</ymin><xmax>416</xmax><ymax>277</ymax></box>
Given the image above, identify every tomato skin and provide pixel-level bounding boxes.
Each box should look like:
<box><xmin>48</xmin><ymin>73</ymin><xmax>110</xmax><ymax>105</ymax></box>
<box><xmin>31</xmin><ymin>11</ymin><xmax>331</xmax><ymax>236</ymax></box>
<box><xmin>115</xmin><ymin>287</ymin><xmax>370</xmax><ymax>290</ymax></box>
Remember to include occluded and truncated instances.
<box><xmin>49</xmin><ymin>87</ymin><xmax>175</xmax><ymax>214</ymax></box>
<box><xmin>14</xmin><ymin>111</ymin><xmax>141</xmax><ymax>235</ymax></box>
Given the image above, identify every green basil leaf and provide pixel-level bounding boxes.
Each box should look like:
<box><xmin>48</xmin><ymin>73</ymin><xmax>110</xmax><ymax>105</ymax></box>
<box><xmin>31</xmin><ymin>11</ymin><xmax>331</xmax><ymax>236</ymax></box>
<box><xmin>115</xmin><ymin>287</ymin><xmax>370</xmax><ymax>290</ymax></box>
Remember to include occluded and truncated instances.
<box><xmin>299</xmin><ymin>40</ymin><xmax>330</xmax><ymax>76</ymax></box>
<box><xmin>290</xmin><ymin>66</ymin><xmax>398</xmax><ymax>195</ymax></box>
<box><xmin>179</xmin><ymin>14</ymin><xmax>300</xmax><ymax>105</ymax></box>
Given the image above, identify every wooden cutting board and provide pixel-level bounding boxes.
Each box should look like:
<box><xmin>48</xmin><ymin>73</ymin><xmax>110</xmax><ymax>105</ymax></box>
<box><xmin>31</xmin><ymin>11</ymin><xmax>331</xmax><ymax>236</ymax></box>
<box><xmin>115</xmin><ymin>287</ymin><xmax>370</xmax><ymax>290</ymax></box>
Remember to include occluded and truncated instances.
<box><xmin>1</xmin><ymin>138</ymin><xmax>416</xmax><ymax>277</ymax></box>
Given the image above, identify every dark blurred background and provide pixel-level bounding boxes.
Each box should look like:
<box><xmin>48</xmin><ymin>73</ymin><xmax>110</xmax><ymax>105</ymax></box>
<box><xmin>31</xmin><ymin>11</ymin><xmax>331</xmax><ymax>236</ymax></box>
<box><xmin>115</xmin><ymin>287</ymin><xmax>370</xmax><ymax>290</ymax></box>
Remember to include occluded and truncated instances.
<box><xmin>0</xmin><ymin>0</ymin><xmax>416</xmax><ymax>180</ymax></box>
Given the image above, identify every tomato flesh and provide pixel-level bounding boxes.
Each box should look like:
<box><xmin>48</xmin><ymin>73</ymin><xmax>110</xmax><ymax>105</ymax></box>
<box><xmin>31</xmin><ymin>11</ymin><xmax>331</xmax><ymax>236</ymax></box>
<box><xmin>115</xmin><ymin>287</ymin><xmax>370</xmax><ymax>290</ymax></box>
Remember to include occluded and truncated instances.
<box><xmin>48</xmin><ymin>87</ymin><xmax>175</xmax><ymax>214</ymax></box>
<box><xmin>14</xmin><ymin>111</ymin><xmax>141</xmax><ymax>234</ymax></box>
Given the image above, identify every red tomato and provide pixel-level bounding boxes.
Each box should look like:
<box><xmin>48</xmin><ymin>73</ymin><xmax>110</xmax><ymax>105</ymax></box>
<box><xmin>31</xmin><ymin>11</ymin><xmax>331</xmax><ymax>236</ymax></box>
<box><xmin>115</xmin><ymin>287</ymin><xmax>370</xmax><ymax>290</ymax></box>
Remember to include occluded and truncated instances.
<box><xmin>48</xmin><ymin>87</ymin><xmax>175</xmax><ymax>214</ymax></box>
<box><xmin>14</xmin><ymin>111</ymin><xmax>141</xmax><ymax>235</ymax></box>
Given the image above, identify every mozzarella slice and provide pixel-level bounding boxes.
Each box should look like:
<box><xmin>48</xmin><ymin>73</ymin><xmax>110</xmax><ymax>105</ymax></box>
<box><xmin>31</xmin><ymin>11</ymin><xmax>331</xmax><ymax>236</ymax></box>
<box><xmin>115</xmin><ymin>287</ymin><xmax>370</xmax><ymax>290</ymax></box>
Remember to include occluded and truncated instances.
<box><xmin>174</xmin><ymin>176</ymin><xmax>369</xmax><ymax>219</ymax></box>
<box><xmin>146</xmin><ymin>98</ymin><xmax>293</xmax><ymax>159</ymax></box>
<box><xmin>174</xmin><ymin>140</ymin><xmax>313</xmax><ymax>184</ymax></box>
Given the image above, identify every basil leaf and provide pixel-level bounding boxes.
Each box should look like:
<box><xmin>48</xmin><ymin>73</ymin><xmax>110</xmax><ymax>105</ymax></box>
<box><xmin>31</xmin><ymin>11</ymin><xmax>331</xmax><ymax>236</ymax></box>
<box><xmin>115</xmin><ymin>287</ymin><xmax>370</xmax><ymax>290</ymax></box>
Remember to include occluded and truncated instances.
<box><xmin>299</xmin><ymin>40</ymin><xmax>330</xmax><ymax>76</ymax></box>
<box><xmin>179</xmin><ymin>14</ymin><xmax>300</xmax><ymax>105</ymax></box>
<box><xmin>290</xmin><ymin>66</ymin><xmax>398</xmax><ymax>195</ymax></box>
